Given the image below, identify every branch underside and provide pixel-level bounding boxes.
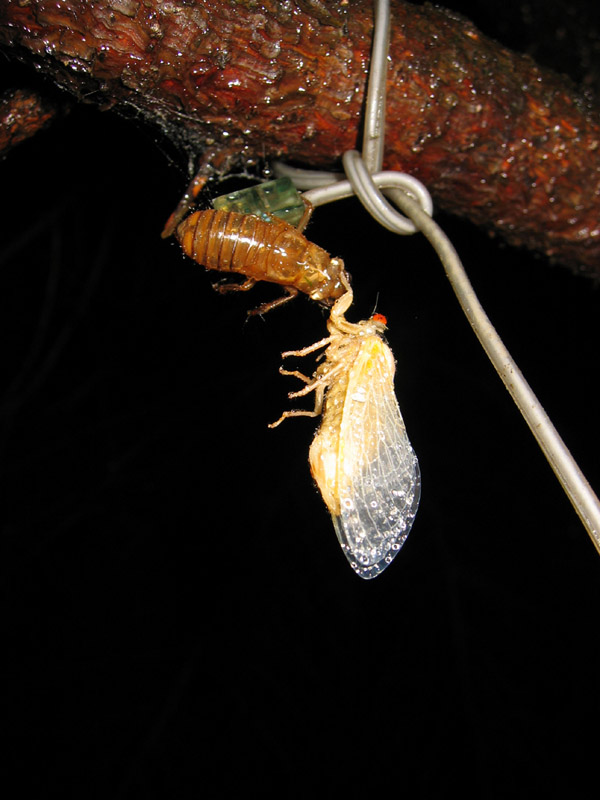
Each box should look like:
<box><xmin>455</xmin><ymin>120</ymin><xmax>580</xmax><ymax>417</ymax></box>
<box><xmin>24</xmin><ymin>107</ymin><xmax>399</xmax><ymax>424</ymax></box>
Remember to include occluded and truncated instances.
<box><xmin>1</xmin><ymin>0</ymin><xmax>599</xmax><ymax>275</ymax></box>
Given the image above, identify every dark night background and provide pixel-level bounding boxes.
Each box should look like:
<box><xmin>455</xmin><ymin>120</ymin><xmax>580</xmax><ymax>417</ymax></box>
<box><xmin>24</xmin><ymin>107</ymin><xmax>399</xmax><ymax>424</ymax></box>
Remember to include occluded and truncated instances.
<box><xmin>2</xmin><ymin>1</ymin><xmax>600</xmax><ymax>797</ymax></box>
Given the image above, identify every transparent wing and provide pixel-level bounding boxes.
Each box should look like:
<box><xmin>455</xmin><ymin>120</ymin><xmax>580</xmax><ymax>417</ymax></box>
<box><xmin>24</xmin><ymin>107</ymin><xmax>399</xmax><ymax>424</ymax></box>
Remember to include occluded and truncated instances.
<box><xmin>332</xmin><ymin>336</ymin><xmax>420</xmax><ymax>579</ymax></box>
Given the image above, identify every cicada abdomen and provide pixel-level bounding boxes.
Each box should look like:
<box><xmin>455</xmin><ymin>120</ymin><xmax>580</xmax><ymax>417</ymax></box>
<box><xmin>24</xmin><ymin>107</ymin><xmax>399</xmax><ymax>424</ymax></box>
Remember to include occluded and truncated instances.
<box><xmin>176</xmin><ymin>210</ymin><xmax>348</xmax><ymax>313</ymax></box>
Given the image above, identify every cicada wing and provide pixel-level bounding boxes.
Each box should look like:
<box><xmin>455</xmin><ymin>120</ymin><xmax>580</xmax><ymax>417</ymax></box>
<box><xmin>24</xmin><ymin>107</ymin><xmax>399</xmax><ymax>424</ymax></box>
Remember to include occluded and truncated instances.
<box><xmin>332</xmin><ymin>337</ymin><xmax>420</xmax><ymax>579</ymax></box>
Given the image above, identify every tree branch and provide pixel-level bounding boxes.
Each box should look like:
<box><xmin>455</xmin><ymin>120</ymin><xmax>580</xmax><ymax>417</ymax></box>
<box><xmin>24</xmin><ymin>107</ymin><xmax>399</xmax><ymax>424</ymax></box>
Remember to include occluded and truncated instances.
<box><xmin>1</xmin><ymin>0</ymin><xmax>600</xmax><ymax>275</ymax></box>
<box><xmin>0</xmin><ymin>87</ymin><xmax>65</xmax><ymax>151</ymax></box>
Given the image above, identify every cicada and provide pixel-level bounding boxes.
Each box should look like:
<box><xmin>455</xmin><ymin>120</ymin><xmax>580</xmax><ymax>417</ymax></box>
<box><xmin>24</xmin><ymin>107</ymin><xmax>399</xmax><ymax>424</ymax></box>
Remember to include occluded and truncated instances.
<box><xmin>270</xmin><ymin>278</ymin><xmax>420</xmax><ymax>579</ymax></box>
<box><xmin>176</xmin><ymin>209</ymin><xmax>349</xmax><ymax>315</ymax></box>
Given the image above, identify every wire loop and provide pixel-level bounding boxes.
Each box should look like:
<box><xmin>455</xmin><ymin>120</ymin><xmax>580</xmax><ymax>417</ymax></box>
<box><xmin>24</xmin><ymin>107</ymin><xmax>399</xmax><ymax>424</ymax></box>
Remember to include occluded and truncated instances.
<box><xmin>342</xmin><ymin>150</ymin><xmax>430</xmax><ymax>234</ymax></box>
<box><xmin>301</xmin><ymin>167</ymin><xmax>433</xmax><ymax>232</ymax></box>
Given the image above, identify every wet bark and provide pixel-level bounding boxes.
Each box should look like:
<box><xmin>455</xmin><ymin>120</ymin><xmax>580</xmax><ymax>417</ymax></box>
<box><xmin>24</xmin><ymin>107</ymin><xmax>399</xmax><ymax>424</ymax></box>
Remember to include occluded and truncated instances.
<box><xmin>0</xmin><ymin>87</ymin><xmax>65</xmax><ymax>152</ymax></box>
<box><xmin>1</xmin><ymin>0</ymin><xmax>600</xmax><ymax>275</ymax></box>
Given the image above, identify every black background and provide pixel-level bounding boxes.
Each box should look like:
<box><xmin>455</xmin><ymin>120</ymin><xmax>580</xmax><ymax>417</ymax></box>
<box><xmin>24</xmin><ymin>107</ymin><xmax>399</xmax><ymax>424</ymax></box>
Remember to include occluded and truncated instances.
<box><xmin>3</xmin><ymin>1</ymin><xmax>600</xmax><ymax>797</ymax></box>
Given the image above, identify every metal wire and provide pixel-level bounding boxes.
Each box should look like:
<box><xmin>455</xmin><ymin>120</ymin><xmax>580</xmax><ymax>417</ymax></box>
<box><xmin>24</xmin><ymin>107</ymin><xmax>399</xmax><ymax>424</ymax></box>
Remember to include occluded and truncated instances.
<box><xmin>350</xmin><ymin>164</ymin><xmax>600</xmax><ymax>551</ymax></box>
<box><xmin>272</xmin><ymin>161</ymin><xmax>344</xmax><ymax>189</ymax></box>
<box><xmin>302</xmin><ymin>168</ymin><xmax>433</xmax><ymax>232</ymax></box>
<box><xmin>279</xmin><ymin>0</ymin><xmax>600</xmax><ymax>553</ymax></box>
<box><xmin>362</xmin><ymin>0</ymin><xmax>391</xmax><ymax>173</ymax></box>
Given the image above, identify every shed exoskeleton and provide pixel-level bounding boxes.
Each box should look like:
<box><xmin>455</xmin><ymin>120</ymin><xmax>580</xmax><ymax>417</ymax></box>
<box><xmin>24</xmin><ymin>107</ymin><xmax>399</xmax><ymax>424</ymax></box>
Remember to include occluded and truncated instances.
<box><xmin>175</xmin><ymin>206</ymin><xmax>349</xmax><ymax>315</ymax></box>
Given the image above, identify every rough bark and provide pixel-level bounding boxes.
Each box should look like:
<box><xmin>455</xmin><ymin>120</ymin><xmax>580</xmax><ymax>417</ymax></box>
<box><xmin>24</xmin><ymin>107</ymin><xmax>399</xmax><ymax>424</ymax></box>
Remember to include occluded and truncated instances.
<box><xmin>1</xmin><ymin>0</ymin><xmax>600</xmax><ymax>275</ymax></box>
<box><xmin>0</xmin><ymin>87</ymin><xmax>64</xmax><ymax>151</ymax></box>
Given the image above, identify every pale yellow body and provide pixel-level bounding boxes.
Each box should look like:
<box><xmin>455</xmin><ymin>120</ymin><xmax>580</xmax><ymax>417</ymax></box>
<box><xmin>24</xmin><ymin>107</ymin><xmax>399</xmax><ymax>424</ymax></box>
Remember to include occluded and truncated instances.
<box><xmin>271</xmin><ymin>276</ymin><xmax>420</xmax><ymax>579</ymax></box>
<box><xmin>309</xmin><ymin>333</ymin><xmax>397</xmax><ymax>516</ymax></box>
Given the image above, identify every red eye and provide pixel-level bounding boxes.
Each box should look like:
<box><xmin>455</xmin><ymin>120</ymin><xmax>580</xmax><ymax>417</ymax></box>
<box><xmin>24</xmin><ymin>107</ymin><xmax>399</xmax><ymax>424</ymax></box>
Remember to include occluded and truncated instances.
<box><xmin>372</xmin><ymin>312</ymin><xmax>387</xmax><ymax>325</ymax></box>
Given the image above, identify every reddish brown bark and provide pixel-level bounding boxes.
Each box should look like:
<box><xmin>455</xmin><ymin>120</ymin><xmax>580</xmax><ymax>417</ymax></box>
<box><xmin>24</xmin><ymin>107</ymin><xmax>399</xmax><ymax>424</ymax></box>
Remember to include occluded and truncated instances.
<box><xmin>0</xmin><ymin>87</ymin><xmax>64</xmax><ymax>151</ymax></box>
<box><xmin>1</xmin><ymin>0</ymin><xmax>600</xmax><ymax>275</ymax></box>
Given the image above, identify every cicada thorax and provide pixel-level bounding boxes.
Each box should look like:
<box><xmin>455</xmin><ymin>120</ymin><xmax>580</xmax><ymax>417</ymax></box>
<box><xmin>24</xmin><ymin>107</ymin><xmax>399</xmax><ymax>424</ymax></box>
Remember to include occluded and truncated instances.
<box><xmin>176</xmin><ymin>210</ymin><xmax>346</xmax><ymax>303</ymax></box>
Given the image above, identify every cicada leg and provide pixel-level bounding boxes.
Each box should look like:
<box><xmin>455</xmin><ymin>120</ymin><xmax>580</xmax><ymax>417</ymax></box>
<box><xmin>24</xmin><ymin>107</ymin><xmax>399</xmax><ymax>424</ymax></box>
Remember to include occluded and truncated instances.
<box><xmin>269</xmin><ymin>383</ymin><xmax>325</xmax><ymax>429</ymax></box>
<box><xmin>161</xmin><ymin>170</ymin><xmax>210</xmax><ymax>239</ymax></box>
<box><xmin>268</xmin><ymin>408</ymin><xmax>320</xmax><ymax>428</ymax></box>
<box><xmin>279</xmin><ymin>367</ymin><xmax>313</xmax><ymax>384</ymax></box>
<box><xmin>161</xmin><ymin>146</ymin><xmax>239</xmax><ymax>238</ymax></box>
<box><xmin>280</xmin><ymin>335</ymin><xmax>333</xmax><ymax>360</ymax></box>
<box><xmin>295</xmin><ymin>199</ymin><xmax>314</xmax><ymax>234</ymax></box>
<box><xmin>247</xmin><ymin>287</ymin><xmax>299</xmax><ymax>317</ymax></box>
<box><xmin>212</xmin><ymin>277</ymin><xmax>257</xmax><ymax>294</ymax></box>
<box><xmin>286</xmin><ymin>358</ymin><xmax>346</xmax><ymax>399</ymax></box>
